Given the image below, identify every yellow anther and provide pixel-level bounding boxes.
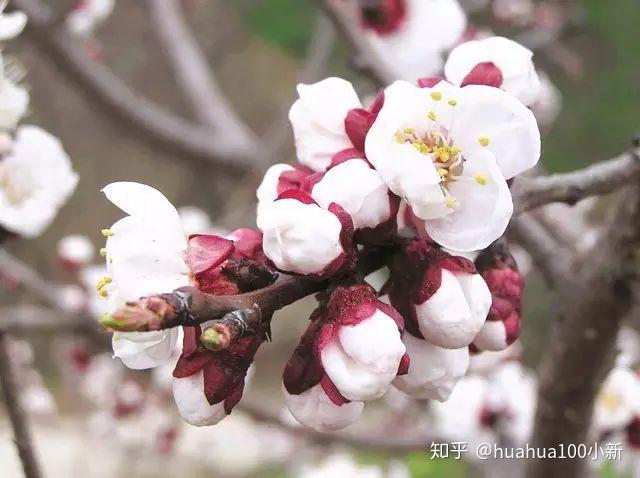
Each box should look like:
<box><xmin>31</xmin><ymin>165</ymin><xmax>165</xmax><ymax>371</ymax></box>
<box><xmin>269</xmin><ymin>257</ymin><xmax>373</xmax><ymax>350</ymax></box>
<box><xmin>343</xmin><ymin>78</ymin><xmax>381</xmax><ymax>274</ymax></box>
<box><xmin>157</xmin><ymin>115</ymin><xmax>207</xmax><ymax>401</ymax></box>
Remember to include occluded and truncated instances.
<box><xmin>99</xmin><ymin>247</ymin><xmax>107</xmax><ymax>257</ymax></box>
<box><xmin>101</xmin><ymin>229</ymin><xmax>114</xmax><ymax>237</ymax></box>
<box><xmin>99</xmin><ymin>289</ymin><xmax>109</xmax><ymax>298</ymax></box>
<box><xmin>96</xmin><ymin>276</ymin><xmax>112</xmax><ymax>292</ymax></box>
<box><xmin>474</xmin><ymin>173</ymin><xmax>488</xmax><ymax>185</ymax></box>
<box><xmin>438</xmin><ymin>168</ymin><xmax>448</xmax><ymax>178</ymax></box>
<box><xmin>446</xmin><ymin>198</ymin><xmax>457</xmax><ymax>208</ymax></box>
<box><xmin>430</xmin><ymin>91</ymin><xmax>442</xmax><ymax>101</ymax></box>
<box><xmin>395</xmin><ymin>132</ymin><xmax>405</xmax><ymax>143</ymax></box>
<box><xmin>478</xmin><ymin>136</ymin><xmax>490</xmax><ymax>147</ymax></box>
<box><xmin>448</xmin><ymin>99</ymin><xmax>458</xmax><ymax>106</ymax></box>
<box><xmin>404</xmin><ymin>127</ymin><xmax>415</xmax><ymax>135</ymax></box>
<box><xmin>428</xmin><ymin>111</ymin><xmax>437</xmax><ymax>121</ymax></box>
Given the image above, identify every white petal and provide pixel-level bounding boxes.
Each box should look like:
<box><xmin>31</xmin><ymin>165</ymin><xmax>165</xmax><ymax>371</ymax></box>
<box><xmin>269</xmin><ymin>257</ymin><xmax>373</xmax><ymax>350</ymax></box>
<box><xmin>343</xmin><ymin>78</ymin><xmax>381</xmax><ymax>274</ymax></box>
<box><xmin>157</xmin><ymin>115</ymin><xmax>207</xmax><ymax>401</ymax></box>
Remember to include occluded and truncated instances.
<box><xmin>393</xmin><ymin>333</ymin><xmax>469</xmax><ymax>401</ymax></box>
<box><xmin>57</xmin><ymin>234</ymin><xmax>95</xmax><ymax>265</ymax></box>
<box><xmin>450</xmin><ymin>83</ymin><xmax>541</xmax><ymax>179</ymax></box>
<box><xmin>425</xmin><ymin>150</ymin><xmax>513</xmax><ymax>251</ymax></box>
<box><xmin>472</xmin><ymin>320</ymin><xmax>508</xmax><ymax>351</ymax></box>
<box><xmin>259</xmin><ymin>198</ymin><xmax>343</xmax><ymax>275</ymax></box>
<box><xmin>445</xmin><ymin>36</ymin><xmax>541</xmax><ymax>106</ymax></box>
<box><xmin>102</xmin><ymin>181</ymin><xmax>182</xmax><ymax>224</ymax></box>
<box><xmin>112</xmin><ymin>329</ymin><xmax>179</xmax><ymax>370</ymax></box>
<box><xmin>415</xmin><ymin>269</ymin><xmax>489</xmax><ymax>348</ymax></box>
<box><xmin>593</xmin><ymin>367</ymin><xmax>640</xmax><ymax>435</ymax></box>
<box><xmin>311</xmin><ymin>158</ymin><xmax>391</xmax><ymax>230</ymax></box>
<box><xmin>0</xmin><ymin>78</ymin><xmax>28</xmax><ymax>130</ymax></box>
<box><xmin>321</xmin><ymin>311</ymin><xmax>405</xmax><ymax>401</ymax></box>
<box><xmin>256</xmin><ymin>163</ymin><xmax>295</xmax><ymax>229</ymax></box>
<box><xmin>283</xmin><ymin>383</ymin><xmax>363</xmax><ymax>432</ymax></box>
<box><xmin>0</xmin><ymin>10</ymin><xmax>26</xmax><ymax>40</ymax></box>
<box><xmin>0</xmin><ymin>126</ymin><xmax>78</xmax><ymax>237</ymax></box>
<box><xmin>289</xmin><ymin>77</ymin><xmax>361</xmax><ymax>171</ymax></box>
<box><xmin>173</xmin><ymin>372</ymin><xmax>228</xmax><ymax>426</ymax></box>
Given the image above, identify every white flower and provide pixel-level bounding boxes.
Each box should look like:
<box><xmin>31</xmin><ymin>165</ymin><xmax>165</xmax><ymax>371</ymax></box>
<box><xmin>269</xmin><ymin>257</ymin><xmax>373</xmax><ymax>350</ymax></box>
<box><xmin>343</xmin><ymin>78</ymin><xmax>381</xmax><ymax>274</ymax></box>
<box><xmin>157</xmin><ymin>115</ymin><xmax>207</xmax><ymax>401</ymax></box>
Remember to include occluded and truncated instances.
<box><xmin>445</xmin><ymin>36</ymin><xmax>541</xmax><ymax>106</ymax></box>
<box><xmin>57</xmin><ymin>234</ymin><xmax>95</xmax><ymax>267</ymax></box>
<box><xmin>310</xmin><ymin>157</ymin><xmax>393</xmax><ymax>231</ymax></box>
<box><xmin>0</xmin><ymin>126</ymin><xmax>78</xmax><ymax>237</ymax></box>
<box><xmin>415</xmin><ymin>268</ymin><xmax>491</xmax><ymax>348</ymax></box>
<box><xmin>289</xmin><ymin>77</ymin><xmax>362</xmax><ymax>172</ymax></box>
<box><xmin>321</xmin><ymin>309</ymin><xmax>406</xmax><ymax>401</ymax></box>
<box><xmin>66</xmin><ymin>0</ymin><xmax>115</xmax><ymax>38</ymax></box>
<box><xmin>365</xmin><ymin>0</ymin><xmax>467</xmax><ymax>81</ymax></box>
<box><xmin>284</xmin><ymin>384</ymin><xmax>363</xmax><ymax>432</ymax></box>
<box><xmin>393</xmin><ymin>333</ymin><xmax>469</xmax><ymax>400</ymax></box>
<box><xmin>259</xmin><ymin>196</ymin><xmax>345</xmax><ymax>276</ymax></box>
<box><xmin>102</xmin><ymin>182</ymin><xmax>189</xmax><ymax>369</ymax></box>
<box><xmin>0</xmin><ymin>3</ymin><xmax>26</xmax><ymax>41</ymax></box>
<box><xmin>593</xmin><ymin>367</ymin><xmax>640</xmax><ymax>436</ymax></box>
<box><xmin>173</xmin><ymin>371</ymin><xmax>227</xmax><ymax>427</ymax></box>
<box><xmin>366</xmin><ymin>80</ymin><xmax>540</xmax><ymax>251</ymax></box>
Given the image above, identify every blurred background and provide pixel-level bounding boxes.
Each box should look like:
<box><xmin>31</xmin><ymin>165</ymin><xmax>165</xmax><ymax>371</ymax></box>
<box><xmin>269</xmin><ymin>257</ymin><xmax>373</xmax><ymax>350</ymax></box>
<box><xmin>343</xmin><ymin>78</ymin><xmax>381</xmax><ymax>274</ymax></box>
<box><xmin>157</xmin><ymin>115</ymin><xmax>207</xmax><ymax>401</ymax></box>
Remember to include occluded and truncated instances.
<box><xmin>1</xmin><ymin>0</ymin><xmax>640</xmax><ymax>476</ymax></box>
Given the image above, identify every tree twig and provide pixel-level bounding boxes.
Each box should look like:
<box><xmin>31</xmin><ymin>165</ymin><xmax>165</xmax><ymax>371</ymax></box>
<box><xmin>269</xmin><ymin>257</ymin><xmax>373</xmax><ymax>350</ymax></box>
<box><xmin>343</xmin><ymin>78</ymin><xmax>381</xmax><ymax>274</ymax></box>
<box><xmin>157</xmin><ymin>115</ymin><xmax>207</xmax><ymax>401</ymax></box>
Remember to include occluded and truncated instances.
<box><xmin>14</xmin><ymin>0</ymin><xmax>258</xmax><ymax>173</ymax></box>
<box><xmin>0</xmin><ymin>329</ymin><xmax>43</xmax><ymax>478</ymax></box>
<box><xmin>147</xmin><ymin>0</ymin><xmax>258</xmax><ymax>149</ymax></box>
<box><xmin>315</xmin><ymin>0</ymin><xmax>396</xmax><ymax>87</ymax></box>
<box><xmin>512</xmin><ymin>147</ymin><xmax>640</xmax><ymax>213</ymax></box>
<box><xmin>526</xmin><ymin>185</ymin><xmax>640</xmax><ymax>478</ymax></box>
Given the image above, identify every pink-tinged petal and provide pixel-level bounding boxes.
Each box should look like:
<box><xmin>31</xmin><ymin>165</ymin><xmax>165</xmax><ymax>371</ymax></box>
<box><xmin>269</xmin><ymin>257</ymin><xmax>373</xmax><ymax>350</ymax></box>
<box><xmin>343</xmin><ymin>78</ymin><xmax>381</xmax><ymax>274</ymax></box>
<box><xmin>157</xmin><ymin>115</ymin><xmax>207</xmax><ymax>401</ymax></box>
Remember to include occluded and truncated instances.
<box><xmin>460</xmin><ymin>62</ymin><xmax>504</xmax><ymax>88</ymax></box>
<box><xmin>186</xmin><ymin>234</ymin><xmax>234</xmax><ymax>274</ymax></box>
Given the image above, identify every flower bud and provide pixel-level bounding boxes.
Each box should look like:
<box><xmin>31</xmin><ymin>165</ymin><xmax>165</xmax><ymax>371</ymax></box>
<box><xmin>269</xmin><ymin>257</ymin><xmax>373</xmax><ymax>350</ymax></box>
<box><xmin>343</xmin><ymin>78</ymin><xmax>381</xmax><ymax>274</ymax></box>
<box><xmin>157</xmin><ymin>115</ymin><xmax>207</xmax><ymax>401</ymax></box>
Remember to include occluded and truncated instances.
<box><xmin>172</xmin><ymin>326</ymin><xmax>261</xmax><ymax>426</ymax></box>
<box><xmin>57</xmin><ymin>234</ymin><xmax>95</xmax><ymax>270</ymax></box>
<box><xmin>318</xmin><ymin>284</ymin><xmax>407</xmax><ymax>401</ymax></box>
<box><xmin>393</xmin><ymin>333</ymin><xmax>469</xmax><ymax>401</ymax></box>
<box><xmin>389</xmin><ymin>239</ymin><xmax>491</xmax><ymax>349</ymax></box>
<box><xmin>256</xmin><ymin>164</ymin><xmax>313</xmax><ymax>229</ymax></box>
<box><xmin>259</xmin><ymin>190</ymin><xmax>356</xmax><ymax>277</ymax></box>
<box><xmin>472</xmin><ymin>243</ymin><xmax>524</xmax><ymax>351</ymax></box>
<box><xmin>445</xmin><ymin>36</ymin><xmax>541</xmax><ymax>106</ymax></box>
<box><xmin>310</xmin><ymin>156</ymin><xmax>399</xmax><ymax>244</ymax></box>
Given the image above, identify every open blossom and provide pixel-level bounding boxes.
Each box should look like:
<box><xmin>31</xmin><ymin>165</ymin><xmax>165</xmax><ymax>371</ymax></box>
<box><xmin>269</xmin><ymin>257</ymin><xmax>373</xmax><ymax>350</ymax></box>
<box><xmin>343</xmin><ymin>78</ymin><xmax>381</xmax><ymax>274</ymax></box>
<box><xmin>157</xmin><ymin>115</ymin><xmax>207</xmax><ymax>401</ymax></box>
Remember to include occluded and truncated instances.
<box><xmin>102</xmin><ymin>182</ymin><xmax>189</xmax><ymax>369</ymax></box>
<box><xmin>445</xmin><ymin>36</ymin><xmax>541</xmax><ymax>106</ymax></box>
<box><xmin>366</xmin><ymin>80</ymin><xmax>540</xmax><ymax>251</ymax></box>
<box><xmin>393</xmin><ymin>332</ymin><xmax>469</xmax><ymax>400</ymax></box>
<box><xmin>283</xmin><ymin>284</ymin><xmax>407</xmax><ymax>430</ymax></box>
<box><xmin>472</xmin><ymin>243</ymin><xmax>524</xmax><ymax>351</ymax></box>
<box><xmin>258</xmin><ymin>190</ymin><xmax>356</xmax><ymax>277</ymax></box>
<box><xmin>66</xmin><ymin>0</ymin><xmax>115</xmax><ymax>38</ymax></box>
<box><xmin>0</xmin><ymin>126</ymin><xmax>78</xmax><ymax>237</ymax></box>
<box><xmin>389</xmin><ymin>239</ymin><xmax>491</xmax><ymax>349</ymax></box>
<box><xmin>0</xmin><ymin>3</ymin><xmax>27</xmax><ymax>41</ymax></box>
<box><xmin>360</xmin><ymin>0</ymin><xmax>467</xmax><ymax>81</ymax></box>
<box><xmin>172</xmin><ymin>326</ymin><xmax>261</xmax><ymax>426</ymax></box>
<box><xmin>592</xmin><ymin>367</ymin><xmax>640</xmax><ymax>437</ymax></box>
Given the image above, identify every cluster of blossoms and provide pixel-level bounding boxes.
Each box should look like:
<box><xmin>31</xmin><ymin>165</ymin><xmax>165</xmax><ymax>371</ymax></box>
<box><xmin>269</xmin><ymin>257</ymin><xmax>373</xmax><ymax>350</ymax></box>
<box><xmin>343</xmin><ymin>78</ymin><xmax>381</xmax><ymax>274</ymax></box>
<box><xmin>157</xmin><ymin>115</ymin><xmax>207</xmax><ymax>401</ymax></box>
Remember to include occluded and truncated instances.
<box><xmin>66</xmin><ymin>0</ymin><xmax>115</xmax><ymax>59</ymax></box>
<box><xmin>98</xmin><ymin>30</ymin><xmax>542</xmax><ymax>433</ymax></box>
<box><xmin>0</xmin><ymin>6</ymin><xmax>79</xmax><ymax>239</ymax></box>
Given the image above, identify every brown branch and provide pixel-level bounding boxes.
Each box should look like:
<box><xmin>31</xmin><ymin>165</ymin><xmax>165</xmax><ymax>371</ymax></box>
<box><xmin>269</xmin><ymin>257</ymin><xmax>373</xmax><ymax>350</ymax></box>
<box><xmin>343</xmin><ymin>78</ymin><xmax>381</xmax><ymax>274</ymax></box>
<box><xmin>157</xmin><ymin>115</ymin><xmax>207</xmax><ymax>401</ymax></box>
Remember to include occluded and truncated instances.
<box><xmin>526</xmin><ymin>185</ymin><xmax>640</xmax><ymax>478</ymax></box>
<box><xmin>513</xmin><ymin>147</ymin><xmax>640</xmax><ymax>213</ymax></box>
<box><xmin>147</xmin><ymin>0</ymin><xmax>258</xmax><ymax>148</ymax></box>
<box><xmin>14</xmin><ymin>0</ymin><xmax>258</xmax><ymax>173</ymax></box>
<box><xmin>315</xmin><ymin>0</ymin><xmax>396</xmax><ymax>88</ymax></box>
<box><xmin>105</xmin><ymin>247</ymin><xmax>391</xmax><ymax>333</ymax></box>
<box><xmin>509</xmin><ymin>215</ymin><xmax>569</xmax><ymax>287</ymax></box>
<box><xmin>0</xmin><ymin>330</ymin><xmax>43</xmax><ymax>478</ymax></box>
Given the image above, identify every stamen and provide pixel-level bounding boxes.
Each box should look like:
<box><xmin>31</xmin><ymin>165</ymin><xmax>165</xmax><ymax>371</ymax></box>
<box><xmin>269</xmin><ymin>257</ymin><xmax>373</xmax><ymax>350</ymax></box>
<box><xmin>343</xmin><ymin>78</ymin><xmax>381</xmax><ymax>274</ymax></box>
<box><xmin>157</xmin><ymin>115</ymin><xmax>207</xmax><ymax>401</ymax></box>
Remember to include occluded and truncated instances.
<box><xmin>430</xmin><ymin>91</ymin><xmax>442</xmax><ymax>101</ymax></box>
<box><xmin>446</xmin><ymin>197</ymin><xmax>457</xmax><ymax>208</ymax></box>
<box><xmin>438</xmin><ymin>168</ymin><xmax>448</xmax><ymax>179</ymax></box>
<box><xmin>101</xmin><ymin>228</ymin><xmax>114</xmax><ymax>237</ymax></box>
<box><xmin>448</xmin><ymin>99</ymin><xmax>457</xmax><ymax>106</ymax></box>
<box><xmin>478</xmin><ymin>136</ymin><xmax>490</xmax><ymax>147</ymax></box>
<box><xmin>99</xmin><ymin>247</ymin><xmax>107</xmax><ymax>257</ymax></box>
<box><xmin>99</xmin><ymin>289</ymin><xmax>109</xmax><ymax>298</ymax></box>
<box><xmin>428</xmin><ymin>111</ymin><xmax>437</xmax><ymax>121</ymax></box>
<box><xmin>96</xmin><ymin>276</ymin><xmax>112</xmax><ymax>292</ymax></box>
<box><xmin>474</xmin><ymin>173</ymin><xmax>488</xmax><ymax>185</ymax></box>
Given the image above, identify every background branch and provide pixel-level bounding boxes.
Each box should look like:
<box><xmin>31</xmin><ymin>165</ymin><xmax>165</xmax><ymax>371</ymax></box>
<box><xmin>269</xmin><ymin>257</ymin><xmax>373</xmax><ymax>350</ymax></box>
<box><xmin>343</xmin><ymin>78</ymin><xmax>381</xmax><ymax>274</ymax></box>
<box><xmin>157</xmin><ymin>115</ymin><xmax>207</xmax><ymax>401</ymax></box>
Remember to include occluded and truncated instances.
<box><xmin>0</xmin><ymin>329</ymin><xmax>43</xmax><ymax>478</ymax></box>
<box><xmin>526</xmin><ymin>185</ymin><xmax>640</xmax><ymax>478</ymax></box>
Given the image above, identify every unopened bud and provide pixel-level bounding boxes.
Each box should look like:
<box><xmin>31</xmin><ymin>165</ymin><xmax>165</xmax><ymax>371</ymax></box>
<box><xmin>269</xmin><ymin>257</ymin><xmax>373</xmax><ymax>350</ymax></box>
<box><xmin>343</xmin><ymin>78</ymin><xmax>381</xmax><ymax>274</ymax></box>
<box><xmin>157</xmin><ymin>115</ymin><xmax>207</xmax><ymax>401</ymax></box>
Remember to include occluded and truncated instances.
<box><xmin>200</xmin><ymin>324</ymin><xmax>232</xmax><ymax>351</ymax></box>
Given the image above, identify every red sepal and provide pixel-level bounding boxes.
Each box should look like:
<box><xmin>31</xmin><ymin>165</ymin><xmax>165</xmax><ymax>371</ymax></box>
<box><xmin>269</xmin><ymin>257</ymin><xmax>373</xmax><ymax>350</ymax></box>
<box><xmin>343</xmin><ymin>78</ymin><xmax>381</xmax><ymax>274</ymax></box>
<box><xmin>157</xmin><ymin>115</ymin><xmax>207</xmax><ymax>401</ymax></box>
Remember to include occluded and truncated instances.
<box><xmin>186</xmin><ymin>234</ymin><xmax>234</xmax><ymax>274</ymax></box>
<box><xmin>461</xmin><ymin>62</ymin><xmax>504</xmax><ymax>88</ymax></box>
